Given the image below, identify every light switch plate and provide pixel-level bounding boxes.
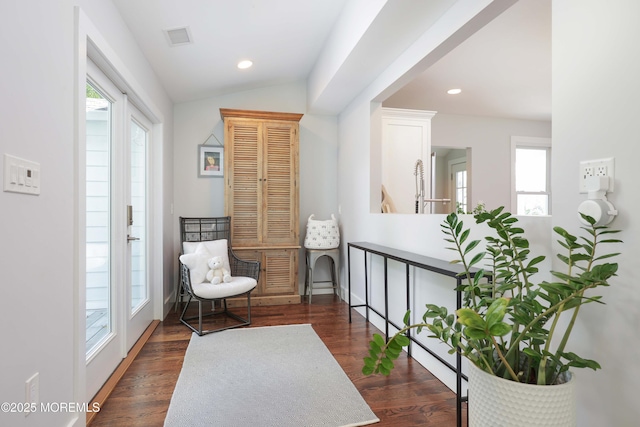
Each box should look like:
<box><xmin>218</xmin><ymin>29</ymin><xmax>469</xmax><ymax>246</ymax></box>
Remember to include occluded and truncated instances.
<box><xmin>4</xmin><ymin>154</ymin><xmax>40</xmax><ymax>195</ymax></box>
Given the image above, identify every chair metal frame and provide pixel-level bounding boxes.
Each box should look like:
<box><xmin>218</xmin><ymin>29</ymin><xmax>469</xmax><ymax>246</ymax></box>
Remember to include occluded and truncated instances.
<box><xmin>178</xmin><ymin>216</ymin><xmax>260</xmax><ymax>335</ymax></box>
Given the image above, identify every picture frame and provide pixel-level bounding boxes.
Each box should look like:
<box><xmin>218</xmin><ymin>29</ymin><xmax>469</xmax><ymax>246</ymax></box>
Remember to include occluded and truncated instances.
<box><xmin>198</xmin><ymin>145</ymin><xmax>224</xmax><ymax>177</ymax></box>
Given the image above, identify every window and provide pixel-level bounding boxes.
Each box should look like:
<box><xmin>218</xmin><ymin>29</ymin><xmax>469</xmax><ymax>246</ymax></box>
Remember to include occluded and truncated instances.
<box><xmin>511</xmin><ymin>137</ymin><xmax>551</xmax><ymax>215</ymax></box>
<box><xmin>451</xmin><ymin>161</ymin><xmax>467</xmax><ymax>213</ymax></box>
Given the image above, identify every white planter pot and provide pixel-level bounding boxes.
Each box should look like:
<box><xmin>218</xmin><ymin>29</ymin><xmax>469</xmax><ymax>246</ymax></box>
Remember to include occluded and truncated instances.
<box><xmin>467</xmin><ymin>361</ymin><xmax>576</xmax><ymax>427</ymax></box>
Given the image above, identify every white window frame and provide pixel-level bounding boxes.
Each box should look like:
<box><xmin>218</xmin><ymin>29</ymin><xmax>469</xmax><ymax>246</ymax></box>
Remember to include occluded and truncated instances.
<box><xmin>510</xmin><ymin>136</ymin><xmax>552</xmax><ymax>215</ymax></box>
<box><xmin>449</xmin><ymin>157</ymin><xmax>468</xmax><ymax>214</ymax></box>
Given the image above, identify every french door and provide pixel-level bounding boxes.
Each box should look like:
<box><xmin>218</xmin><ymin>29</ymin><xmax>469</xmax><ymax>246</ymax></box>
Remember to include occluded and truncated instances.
<box><xmin>85</xmin><ymin>59</ymin><xmax>153</xmax><ymax>400</ymax></box>
<box><xmin>126</xmin><ymin>105</ymin><xmax>154</xmax><ymax>351</ymax></box>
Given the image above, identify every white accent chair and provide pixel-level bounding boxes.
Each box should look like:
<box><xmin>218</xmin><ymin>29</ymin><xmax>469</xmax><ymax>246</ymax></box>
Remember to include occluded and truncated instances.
<box><xmin>178</xmin><ymin>217</ymin><xmax>260</xmax><ymax>335</ymax></box>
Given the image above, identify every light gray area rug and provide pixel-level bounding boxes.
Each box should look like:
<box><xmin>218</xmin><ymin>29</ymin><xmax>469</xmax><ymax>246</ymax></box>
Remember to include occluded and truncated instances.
<box><xmin>164</xmin><ymin>324</ymin><xmax>379</xmax><ymax>427</ymax></box>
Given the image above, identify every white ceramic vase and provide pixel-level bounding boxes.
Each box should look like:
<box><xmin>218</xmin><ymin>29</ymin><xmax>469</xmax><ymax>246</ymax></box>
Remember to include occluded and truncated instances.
<box><xmin>467</xmin><ymin>361</ymin><xmax>576</xmax><ymax>427</ymax></box>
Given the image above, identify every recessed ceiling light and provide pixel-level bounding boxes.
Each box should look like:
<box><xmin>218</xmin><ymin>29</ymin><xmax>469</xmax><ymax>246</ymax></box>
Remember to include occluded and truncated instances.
<box><xmin>447</xmin><ymin>88</ymin><xmax>462</xmax><ymax>95</ymax></box>
<box><xmin>237</xmin><ymin>60</ymin><xmax>253</xmax><ymax>69</ymax></box>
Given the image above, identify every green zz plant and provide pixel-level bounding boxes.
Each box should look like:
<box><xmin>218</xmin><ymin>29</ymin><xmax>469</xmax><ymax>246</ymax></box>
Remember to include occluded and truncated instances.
<box><xmin>363</xmin><ymin>207</ymin><xmax>621</xmax><ymax>385</ymax></box>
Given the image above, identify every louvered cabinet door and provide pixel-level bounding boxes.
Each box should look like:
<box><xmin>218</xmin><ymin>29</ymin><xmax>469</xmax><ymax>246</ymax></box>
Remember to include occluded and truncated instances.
<box><xmin>262</xmin><ymin>249</ymin><xmax>298</xmax><ymax>295</ymax></box>
<box><xmin>232</xmin><ymin>249</ymin><xmax>299</xmax><ymax>303</ymax></box>
<box><xmin>225</xmin><ymin>119</ymin><xmax>263</xmax><ymax>245</ymax></box>
<box><xmin>262</xmin><ymin>121</ymin><xmax>299</xmax><ymax>245</ymax></box>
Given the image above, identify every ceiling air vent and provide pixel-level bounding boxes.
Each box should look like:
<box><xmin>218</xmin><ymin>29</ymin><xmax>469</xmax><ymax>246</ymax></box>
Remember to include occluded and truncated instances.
<box><xmin>164</xmin><ymin>26</ymin><xmax>193</xmax><ymax>47</ymax></box>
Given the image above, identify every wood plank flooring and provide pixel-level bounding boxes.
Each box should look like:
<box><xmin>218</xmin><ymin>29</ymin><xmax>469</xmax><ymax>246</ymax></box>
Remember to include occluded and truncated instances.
<box><xmin>89</xmin><ymin>295</ymin><xmax>466</xmax><ymax>426</ymax></box>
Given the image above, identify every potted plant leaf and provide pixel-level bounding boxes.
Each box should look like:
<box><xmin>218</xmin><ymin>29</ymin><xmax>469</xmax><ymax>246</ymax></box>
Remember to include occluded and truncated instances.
<box><xmin>363</xmin><ymin>208</ymin><xmax>621</xmax><ymax>426</ymax></box>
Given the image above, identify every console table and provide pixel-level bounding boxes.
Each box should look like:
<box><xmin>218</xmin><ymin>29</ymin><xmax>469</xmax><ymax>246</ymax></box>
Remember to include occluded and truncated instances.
<box><xmin>347</xmin><ymin>241</ymin><xmax>481</xmax><ymax>427</ymax></box>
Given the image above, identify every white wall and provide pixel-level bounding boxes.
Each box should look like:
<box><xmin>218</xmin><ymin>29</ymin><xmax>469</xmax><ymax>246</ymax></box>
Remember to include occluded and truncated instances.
<box><xmin>0</xmin><ymin>2</ymin><xmax>76</xmax><ymax>424</ymax></box>
<box><xmin>173</xmin><ymin>81</ymin><xmax>339</xmax><ymax>293</ymax></box>
<box><xmin>0</xmin><ymin>1</ymin><xmax>173</xmax><ymax>426</ymax></box>
<box><xmin>553</xmin><ymin>1</ymin><xmax>639</xmax><ymax>425</ymax></box>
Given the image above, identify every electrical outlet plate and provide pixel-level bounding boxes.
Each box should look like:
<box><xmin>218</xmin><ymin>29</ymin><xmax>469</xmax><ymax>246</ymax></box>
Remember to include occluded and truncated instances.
<box><xmin>579</xmin><ymin>158</ymin><xmax>614</xmax><ymax>193</ymax></box>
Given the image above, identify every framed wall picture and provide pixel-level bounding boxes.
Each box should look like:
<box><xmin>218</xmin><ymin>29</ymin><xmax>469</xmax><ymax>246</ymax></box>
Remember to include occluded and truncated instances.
<box><xmin>198</xmin><ymin>145</ymin><xmax>223</xmax><ymax>177</ymax></box>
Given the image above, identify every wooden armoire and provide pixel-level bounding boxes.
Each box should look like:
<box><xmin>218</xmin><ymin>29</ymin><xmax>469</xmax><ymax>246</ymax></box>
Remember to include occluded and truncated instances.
<box><xmin>221</xmin><ymin>108</ymin><xmax>303</xmax><ymax>305</ymax></box>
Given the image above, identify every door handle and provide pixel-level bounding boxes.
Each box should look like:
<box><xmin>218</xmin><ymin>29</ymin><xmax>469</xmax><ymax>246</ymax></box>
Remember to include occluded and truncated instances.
<box><xmin>127</xmin><ymin>235</ymin><xmax>140</xmax><ymax>242</ymax></box>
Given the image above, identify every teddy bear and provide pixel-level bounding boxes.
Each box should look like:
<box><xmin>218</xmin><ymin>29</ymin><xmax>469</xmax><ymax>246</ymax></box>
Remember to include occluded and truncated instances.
<box><xmin>206</xmin><ymin>256</ymin><xmax>232</xmax><ymax>285</ymax></box>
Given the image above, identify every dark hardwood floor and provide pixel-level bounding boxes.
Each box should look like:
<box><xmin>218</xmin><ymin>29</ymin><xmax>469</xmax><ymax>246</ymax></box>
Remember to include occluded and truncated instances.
<box><xmin>89</xmin><ymin>295</ymin><xmax>466</xmax><ymax>426</ymax></box>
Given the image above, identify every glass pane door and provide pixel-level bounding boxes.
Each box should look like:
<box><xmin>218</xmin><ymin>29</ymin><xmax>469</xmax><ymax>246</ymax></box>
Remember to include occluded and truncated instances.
<box><xmin>129</xmin><ymin>120</ymin><xmax>147</xmax><ymax>313</ymax></box>
<box><xmin>85</xmin><ymin>81</ymin><xmax>111</xmax><ymax>355</ymax></box>
<box><xmin>85</xmin><ymin>60</ymin><xmax>126</xmax><ymax>402</ymax></box>
<box><xmin>125</xmin><ymin>106</ymin><xmax>153</xmax><ymax>352</ymax></box>
<box><xmin>84</xmin><ymin>59</ymin><xmax>154</xmax><ymax>401</ymax></box>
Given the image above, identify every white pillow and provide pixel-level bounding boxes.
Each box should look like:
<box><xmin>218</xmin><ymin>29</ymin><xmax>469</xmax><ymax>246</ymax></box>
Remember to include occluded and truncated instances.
<box><xmin>179</xmin><ymin>243</ymin><xmax>212</xmax><ymax>286</ymax></box>
<box><xmin>182</xmin><ymin>239</ymin><xmax>231</xmax><ymax>272</ymax></box>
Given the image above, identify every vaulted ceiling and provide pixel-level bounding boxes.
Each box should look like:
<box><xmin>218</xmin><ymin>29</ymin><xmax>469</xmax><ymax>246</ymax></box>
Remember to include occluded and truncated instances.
<box><xmin>112</xmin><ymin>0</ymin><xmax>550</xmax><ymax>121</ymax></box>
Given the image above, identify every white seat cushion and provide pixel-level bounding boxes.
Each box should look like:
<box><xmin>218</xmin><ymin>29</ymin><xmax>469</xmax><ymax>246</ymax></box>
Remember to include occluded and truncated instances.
<box><xmin>191</xmin><ymin>276</ymin><xmax>257</xmax><ymax>299</ymax></box>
